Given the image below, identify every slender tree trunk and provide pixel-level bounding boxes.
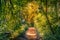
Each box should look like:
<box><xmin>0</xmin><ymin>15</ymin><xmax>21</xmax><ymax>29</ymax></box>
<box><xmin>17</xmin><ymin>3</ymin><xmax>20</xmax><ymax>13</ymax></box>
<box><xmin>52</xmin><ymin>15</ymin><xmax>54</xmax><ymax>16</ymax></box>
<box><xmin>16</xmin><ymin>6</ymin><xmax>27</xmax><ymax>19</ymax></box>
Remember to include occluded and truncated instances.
<box><xmin>9</xmin><ymin>0</ymin><xmax>14</xmax><ymax>9</ymax></box>
<box><xmin>45</xmin><ymin>0</ymin><xmax>55</xmax><ymax>34</ymax></box>
<box><xmin>4</xmin><ymin>0</ymin><xmax>6</xmax><ymax>5</ymax></box>
<box><xmin>0</xmin><ymin>0</ymin><xmax>2</xmax><ymax>10</ymax></box>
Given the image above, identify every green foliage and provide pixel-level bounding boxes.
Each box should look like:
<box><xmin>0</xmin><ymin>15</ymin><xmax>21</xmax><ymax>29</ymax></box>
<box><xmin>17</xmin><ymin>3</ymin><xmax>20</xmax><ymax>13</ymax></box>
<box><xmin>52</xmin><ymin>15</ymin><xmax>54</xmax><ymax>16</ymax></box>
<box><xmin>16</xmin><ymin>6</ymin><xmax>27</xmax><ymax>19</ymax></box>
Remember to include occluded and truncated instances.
<box><xmin>0</xmin><ymin>0</ymin><xmax>60</xmax><ymax>40</ymax></box>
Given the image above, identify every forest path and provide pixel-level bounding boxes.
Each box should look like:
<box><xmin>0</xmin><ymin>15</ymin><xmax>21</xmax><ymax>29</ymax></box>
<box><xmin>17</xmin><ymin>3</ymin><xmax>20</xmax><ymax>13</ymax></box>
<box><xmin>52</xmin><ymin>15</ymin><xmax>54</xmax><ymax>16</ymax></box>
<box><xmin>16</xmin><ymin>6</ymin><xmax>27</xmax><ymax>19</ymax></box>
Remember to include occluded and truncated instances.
<box><xmin>13</xmin><ymin>27</ymin><xmax>42</xmax><ymax>40</ymax></box>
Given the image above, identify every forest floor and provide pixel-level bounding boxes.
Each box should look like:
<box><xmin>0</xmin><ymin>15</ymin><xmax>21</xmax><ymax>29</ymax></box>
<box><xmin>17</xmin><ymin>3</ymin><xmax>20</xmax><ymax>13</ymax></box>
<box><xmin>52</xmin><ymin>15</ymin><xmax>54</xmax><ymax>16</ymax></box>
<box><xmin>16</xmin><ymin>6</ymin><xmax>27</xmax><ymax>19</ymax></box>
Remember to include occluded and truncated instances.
<box><xmin>13</xmin><ymin>27</ymin><xmax>42</xmax><ymax>40</ymax></box>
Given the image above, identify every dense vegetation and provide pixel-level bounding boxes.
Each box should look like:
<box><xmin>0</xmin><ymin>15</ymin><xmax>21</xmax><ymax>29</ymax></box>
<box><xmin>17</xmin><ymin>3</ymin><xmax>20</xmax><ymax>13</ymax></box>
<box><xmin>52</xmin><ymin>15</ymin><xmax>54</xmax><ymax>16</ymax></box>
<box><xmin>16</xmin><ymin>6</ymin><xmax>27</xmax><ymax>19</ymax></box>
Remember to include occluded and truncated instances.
<box><xmin>0</xmin><ymin>0</ymin><xmax>60</xmax><ymax>40</ymax></box>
